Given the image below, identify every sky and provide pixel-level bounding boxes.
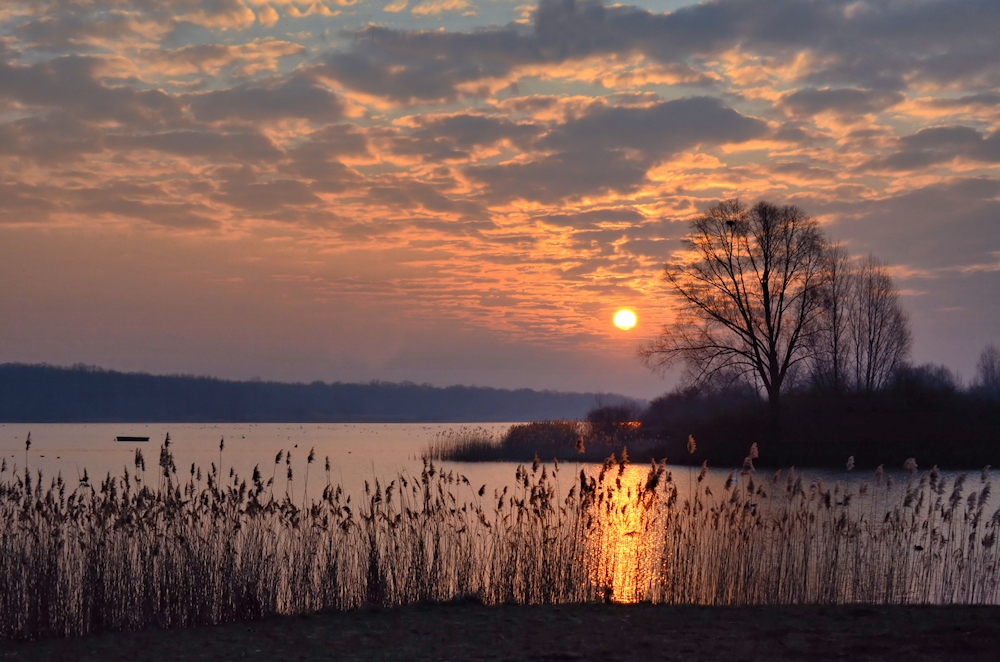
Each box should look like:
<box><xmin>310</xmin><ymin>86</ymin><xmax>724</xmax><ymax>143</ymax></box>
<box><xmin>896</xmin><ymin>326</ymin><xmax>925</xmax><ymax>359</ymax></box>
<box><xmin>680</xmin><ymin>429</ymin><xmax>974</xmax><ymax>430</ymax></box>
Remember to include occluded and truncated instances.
<box><xmin>1</xmin><ymin>0</ymin><xmax>998</xmax><ymax>399</ymax></box>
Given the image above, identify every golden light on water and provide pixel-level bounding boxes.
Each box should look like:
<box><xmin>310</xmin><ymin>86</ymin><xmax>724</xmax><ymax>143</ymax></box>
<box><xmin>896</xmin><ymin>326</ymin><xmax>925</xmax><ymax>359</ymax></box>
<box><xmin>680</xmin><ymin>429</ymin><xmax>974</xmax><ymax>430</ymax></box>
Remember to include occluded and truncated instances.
<box><xmin>613</xmin><ymin>309</ymin><xmax>637</xmax><ymax>330</ymax></box>
<box><xmin>585</xmin><ymin>465</ymin><xmax>657</xmax><ymax>603</ymax></box>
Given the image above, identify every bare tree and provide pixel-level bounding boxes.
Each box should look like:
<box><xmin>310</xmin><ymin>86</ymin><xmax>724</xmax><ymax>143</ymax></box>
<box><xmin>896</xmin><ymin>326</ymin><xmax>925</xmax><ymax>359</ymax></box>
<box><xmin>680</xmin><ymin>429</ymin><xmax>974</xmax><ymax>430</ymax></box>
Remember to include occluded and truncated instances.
<box><xmin>848</xmin><ymin>255</ymin><xmax>911</xmax><ymax>393</ymax></box>
<box><xmin>974</xmin><ymin>343</ymin><xmax>1000</xmax><ymax>398</ymax></box>
<box><xmin>811</xmin><ymin>251</ymin><xmax>911</xmax><ymax>394</ymax></box>
<box><xmin>639</xmin><ymin>199</ymin><xmax>827</xmax><ymax>431</ymax></box>
<box><xmin>811</xmin><ymin>244</ymin><xmax>853</xmax><ymax>393</ymax></box>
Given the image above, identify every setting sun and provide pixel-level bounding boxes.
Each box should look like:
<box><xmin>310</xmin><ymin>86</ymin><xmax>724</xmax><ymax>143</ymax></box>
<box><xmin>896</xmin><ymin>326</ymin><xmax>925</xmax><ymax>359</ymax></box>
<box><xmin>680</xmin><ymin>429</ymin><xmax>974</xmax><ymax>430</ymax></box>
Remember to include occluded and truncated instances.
<box><xmin>613</xmin><ymin>309</ymin><xmax>637</xmax><ymax>330</ymax></box>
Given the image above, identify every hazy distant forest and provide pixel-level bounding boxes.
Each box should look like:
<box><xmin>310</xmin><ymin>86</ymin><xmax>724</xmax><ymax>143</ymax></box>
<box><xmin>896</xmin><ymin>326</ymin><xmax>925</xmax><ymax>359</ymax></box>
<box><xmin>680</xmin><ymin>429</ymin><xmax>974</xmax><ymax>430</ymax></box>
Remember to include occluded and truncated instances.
<box><xmin>0</xmin><ymin>363</ymin><xmax>636</xmax><ymax>423</ymax></box>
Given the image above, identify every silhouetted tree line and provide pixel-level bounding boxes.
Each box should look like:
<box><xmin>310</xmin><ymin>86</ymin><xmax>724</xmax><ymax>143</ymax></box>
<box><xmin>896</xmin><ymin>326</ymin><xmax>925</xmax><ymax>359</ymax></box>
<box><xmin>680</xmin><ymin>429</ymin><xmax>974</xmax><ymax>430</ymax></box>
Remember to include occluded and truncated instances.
<box><xmin>973</xmin><ymin>343</ymin><xmax>1000</xmax><ymax>400</ymax></box>
<box><xmin>0</xmin><ymin>364</ymin><xmax>638</xmax><ymax>423</ymax></box>
<box><xmin>640</xmin><ymin>199</ymin><xmax>914</xmax><ymax>428</ymax></box>
<box><xmin>621</xmin><ymin>198</ymin><xmax>1000</xmax><ymax>468</ymax></box>
<box><xmin>631</xmin><ymin>350</ymin><xmax>1000</xmax><ymax>469</ymax></box>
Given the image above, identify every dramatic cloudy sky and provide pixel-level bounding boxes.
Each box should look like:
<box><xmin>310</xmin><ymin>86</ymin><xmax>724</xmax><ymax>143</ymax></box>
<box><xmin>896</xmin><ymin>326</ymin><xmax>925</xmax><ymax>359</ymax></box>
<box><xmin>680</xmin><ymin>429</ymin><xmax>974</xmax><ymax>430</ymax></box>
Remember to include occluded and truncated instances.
<box><xmin>1</xmin><ymin>0</ymin><xmax>999</xmax><ymax>398</ymax></box>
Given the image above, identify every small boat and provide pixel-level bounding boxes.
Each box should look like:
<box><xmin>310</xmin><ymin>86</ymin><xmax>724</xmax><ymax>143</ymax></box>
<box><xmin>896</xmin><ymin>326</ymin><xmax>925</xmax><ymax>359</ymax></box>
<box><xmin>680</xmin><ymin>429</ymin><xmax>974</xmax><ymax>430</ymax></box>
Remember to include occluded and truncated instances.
<box><xmin>115</xmin><ymin>436</ymin><xmax>150</xmax><ymax>442</ymax></box>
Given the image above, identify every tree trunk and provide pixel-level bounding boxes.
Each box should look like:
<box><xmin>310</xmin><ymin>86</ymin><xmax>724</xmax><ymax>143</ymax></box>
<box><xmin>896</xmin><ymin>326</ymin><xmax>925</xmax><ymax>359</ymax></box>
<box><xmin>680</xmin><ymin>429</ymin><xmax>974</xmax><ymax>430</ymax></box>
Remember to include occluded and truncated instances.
<box><xmin>766</xmin><ymin>387</ymin><xmax>781</xmax><ymax>446</ymax></box>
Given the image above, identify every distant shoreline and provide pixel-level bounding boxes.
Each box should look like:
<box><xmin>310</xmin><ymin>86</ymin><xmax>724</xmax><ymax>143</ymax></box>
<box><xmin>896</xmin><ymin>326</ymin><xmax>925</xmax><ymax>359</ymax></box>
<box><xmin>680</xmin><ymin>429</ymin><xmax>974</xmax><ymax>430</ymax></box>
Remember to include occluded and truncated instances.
<box><xmin>0</xmin><ymin>363</ymin><xmax>642</xmax><ymax>424</ymax></box>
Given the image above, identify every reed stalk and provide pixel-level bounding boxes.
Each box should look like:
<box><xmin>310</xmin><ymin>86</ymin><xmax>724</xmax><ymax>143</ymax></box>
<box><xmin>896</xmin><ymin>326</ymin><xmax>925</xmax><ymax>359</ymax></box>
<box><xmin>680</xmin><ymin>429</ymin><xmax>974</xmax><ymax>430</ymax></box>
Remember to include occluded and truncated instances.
<box><xmin>2</xmin><ymin>441</ymin><xmax>999</xmax><ymax>642</ymax></box>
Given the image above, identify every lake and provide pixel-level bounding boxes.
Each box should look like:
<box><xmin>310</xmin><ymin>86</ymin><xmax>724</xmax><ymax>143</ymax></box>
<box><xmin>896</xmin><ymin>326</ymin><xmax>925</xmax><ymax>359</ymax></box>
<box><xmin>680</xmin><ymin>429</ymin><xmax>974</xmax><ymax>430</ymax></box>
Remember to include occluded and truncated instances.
<box><xmin>0</xmin><ymin>422</ymin><xmax>958</xmax><ymax>508</ymax></box>
<box><xmin>2</xmin><ymin>422</ymin><xmax>997</xmax><ymax>626</ymax></box>
<box><xmin>1</xmin><ymin>423</ymin><xmax>517</xmax><ymax>502</ymax></box>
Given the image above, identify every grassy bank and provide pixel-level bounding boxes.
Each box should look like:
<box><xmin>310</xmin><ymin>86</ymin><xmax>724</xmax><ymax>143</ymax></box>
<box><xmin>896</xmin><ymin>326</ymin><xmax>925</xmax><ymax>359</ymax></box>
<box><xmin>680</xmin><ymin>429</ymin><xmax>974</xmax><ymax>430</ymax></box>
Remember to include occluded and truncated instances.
<box><xmin>4</xmin><ymin>603</ymin><xmax>1000</xmax><ymax>661</ymax></box>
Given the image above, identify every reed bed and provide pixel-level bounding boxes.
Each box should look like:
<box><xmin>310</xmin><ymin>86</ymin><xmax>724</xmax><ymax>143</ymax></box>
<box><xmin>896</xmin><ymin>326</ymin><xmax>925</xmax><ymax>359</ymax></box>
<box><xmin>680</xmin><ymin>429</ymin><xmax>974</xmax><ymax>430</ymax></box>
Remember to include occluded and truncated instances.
<box><xmin>420</xmin><ymin>426</ymin><xmax>503</xmax><ymax>461</ymax></box>
<box><xmin>423</xmin><ymin>421</ymin><xmax>661</xmax><ymax>462</ymax></box>
<box><xmin>2</xmin><ymin>436</ymin><xmax>1000</xmax><ymax>643</ymax></box>
<box><xmin>651</xmin><ymin>464</ymin><xmax>1000</xmax><ymax>605</ymax></box>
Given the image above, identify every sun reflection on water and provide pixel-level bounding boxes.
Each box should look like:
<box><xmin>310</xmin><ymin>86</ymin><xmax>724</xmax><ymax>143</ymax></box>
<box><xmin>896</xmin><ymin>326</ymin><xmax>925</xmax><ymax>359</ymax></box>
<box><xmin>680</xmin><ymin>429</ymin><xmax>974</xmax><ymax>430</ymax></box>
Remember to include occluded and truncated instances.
<box><xmin>584</xmin><ymin>465</ymin><xmax>660</xmax><ymax>603</ymax></box>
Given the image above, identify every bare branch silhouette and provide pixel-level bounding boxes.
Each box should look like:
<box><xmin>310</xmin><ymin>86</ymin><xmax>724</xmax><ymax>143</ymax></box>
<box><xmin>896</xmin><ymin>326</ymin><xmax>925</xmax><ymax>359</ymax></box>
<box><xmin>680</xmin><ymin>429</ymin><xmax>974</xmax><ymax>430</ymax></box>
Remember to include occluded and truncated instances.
<box><xmin>639</xmin><ymin>199</ymin><xmax>827</xmax><ymax>432</ymax></box>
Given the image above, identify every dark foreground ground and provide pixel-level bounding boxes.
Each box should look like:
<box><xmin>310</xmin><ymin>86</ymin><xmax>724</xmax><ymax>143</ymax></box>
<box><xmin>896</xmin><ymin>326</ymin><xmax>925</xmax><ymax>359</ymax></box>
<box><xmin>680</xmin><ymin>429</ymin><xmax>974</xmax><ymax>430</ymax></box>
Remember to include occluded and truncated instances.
<box><xmin>3</xmin><ymin>603</ymin><xmax>999</xmax><ymax>661</ymax></box>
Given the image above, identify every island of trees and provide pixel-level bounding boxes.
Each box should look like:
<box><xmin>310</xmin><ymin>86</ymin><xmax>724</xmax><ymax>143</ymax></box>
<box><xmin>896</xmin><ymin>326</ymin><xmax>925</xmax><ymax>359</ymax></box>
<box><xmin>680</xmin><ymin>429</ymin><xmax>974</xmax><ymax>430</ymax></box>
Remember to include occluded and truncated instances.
<box><xmin>433</xmin><ymin>199</ymin><xmax>1000</xmax><ymax>469</ymax></box>
<box><xmin>635</xmin><ymin>199</ymin><xmax>1000</xmax><ymax>468</ymax></box>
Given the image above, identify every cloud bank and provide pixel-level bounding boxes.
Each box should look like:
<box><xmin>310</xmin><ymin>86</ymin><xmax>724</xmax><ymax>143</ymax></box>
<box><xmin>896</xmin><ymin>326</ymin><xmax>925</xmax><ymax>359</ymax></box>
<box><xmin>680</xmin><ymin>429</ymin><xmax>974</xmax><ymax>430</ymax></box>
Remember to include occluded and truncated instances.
<box><xmin>1</xmin><ymin>0</ymin><xmax>998</xmax><ymax>395</ymax></box>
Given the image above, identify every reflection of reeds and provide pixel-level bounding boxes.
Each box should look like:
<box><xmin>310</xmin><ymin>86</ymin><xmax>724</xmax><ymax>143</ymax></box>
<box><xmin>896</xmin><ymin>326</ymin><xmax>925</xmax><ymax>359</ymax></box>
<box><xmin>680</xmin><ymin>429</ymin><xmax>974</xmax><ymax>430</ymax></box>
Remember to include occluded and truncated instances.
<box><xmin>3</xmin><ymin>439</ymin><xmax>1000</xmax><ymax>643</ymax></box>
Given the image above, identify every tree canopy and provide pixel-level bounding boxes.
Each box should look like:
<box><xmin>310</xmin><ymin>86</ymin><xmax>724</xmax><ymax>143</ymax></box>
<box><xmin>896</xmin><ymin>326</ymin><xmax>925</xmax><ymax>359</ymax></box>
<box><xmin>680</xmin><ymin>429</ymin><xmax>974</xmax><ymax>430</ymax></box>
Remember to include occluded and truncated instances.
<box><xmin>641</xmin><ymin>198</ymin><xmax>912</xmax><ymax>434</ymax></box>
<box><xmin>640</xmin><ymin>199</ymin><xmax>828</xmax><ymax>417</ymax></box>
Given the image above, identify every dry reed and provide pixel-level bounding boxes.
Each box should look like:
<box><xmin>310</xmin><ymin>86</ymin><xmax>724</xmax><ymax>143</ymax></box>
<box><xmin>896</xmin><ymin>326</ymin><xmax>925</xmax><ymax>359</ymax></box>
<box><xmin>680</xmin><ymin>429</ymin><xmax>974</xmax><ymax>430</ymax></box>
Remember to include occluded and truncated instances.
<box><xmin>423</xmin><ymin>421</ymin><xmax>658</xmax><ymax>463</ymax></box>
<box><xmin>2</xmin><ymin>437</ymin><xmax>1000</xmax><ymax>643</ymax></box>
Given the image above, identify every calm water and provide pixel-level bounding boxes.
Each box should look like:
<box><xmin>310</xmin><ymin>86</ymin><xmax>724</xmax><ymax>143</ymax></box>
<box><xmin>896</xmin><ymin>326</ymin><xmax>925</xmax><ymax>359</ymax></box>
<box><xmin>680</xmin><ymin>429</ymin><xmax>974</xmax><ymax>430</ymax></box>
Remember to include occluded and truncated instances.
<box><xmin>0</xmin><ymin>422</ymin><xmax>950</xmax><ymax>502</ymax></box>
<box><xmin>0</xmin><ymin>423</ymin><xmax>522</xmax><ymax>501</ymax></box>
<box><xmin>2</xmin><ymin>423</ymin><xmax>991</xmax><ymax>606</ymax></box>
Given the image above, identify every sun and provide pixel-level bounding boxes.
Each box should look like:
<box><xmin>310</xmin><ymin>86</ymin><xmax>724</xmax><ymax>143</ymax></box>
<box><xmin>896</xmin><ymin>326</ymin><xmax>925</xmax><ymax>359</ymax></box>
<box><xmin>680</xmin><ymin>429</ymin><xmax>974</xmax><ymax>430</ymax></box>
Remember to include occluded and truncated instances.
<box><xmin>613</xmin><ymin>309</ymin><xmax>637</xmax><ymax>330</ymax></box>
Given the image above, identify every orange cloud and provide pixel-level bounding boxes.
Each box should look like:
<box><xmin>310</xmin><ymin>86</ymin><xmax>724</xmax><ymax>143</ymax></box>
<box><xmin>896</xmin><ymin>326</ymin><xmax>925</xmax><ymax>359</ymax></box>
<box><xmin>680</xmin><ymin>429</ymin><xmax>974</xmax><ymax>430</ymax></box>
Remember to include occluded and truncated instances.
<box><xmin>257</xmin><ymin>4</ymin><xmax>279</xmax><ymax>27</ymax></box>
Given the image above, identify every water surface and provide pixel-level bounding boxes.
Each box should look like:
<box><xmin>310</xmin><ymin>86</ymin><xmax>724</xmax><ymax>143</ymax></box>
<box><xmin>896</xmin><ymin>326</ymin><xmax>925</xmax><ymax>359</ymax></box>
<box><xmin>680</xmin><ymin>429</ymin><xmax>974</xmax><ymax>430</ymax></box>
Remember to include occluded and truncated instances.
<box><xmin>0</xmin><ymin>422</ymin><xmax>959</xmax><ymax>501</ymax></box>
<box><xmin>2</xmin><ymin>423</ymin><xmax>993</xmax><ymax>605</ymax></box>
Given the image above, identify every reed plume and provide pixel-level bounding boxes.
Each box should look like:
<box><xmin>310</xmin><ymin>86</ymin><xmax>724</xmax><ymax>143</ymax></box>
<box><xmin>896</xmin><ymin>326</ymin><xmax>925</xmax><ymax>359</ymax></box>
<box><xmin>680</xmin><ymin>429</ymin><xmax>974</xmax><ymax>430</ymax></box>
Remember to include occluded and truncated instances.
<box><xmin>3</xmin><ymin>440</ymin><xmax>1000</xmax><ymax>643</ymax></box>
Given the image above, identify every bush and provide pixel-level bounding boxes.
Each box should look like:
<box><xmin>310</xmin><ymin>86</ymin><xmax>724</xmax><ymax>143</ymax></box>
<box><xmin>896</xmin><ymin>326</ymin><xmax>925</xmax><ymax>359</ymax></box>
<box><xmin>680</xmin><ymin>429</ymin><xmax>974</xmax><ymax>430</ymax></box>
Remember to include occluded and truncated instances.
<box><xmin>586</xmin><ymin>404</ymin><xmax>641</xmax><ymax>438</ymax></box>
<box><xmin>503</xmin><ymin>420</ymin><xmax>583</xmax><ymax>453</ymax></box>
<box><xmin>890</xmin><ymin>363</ymin><xmax>960</xmax><ymax>406</ymax></box>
